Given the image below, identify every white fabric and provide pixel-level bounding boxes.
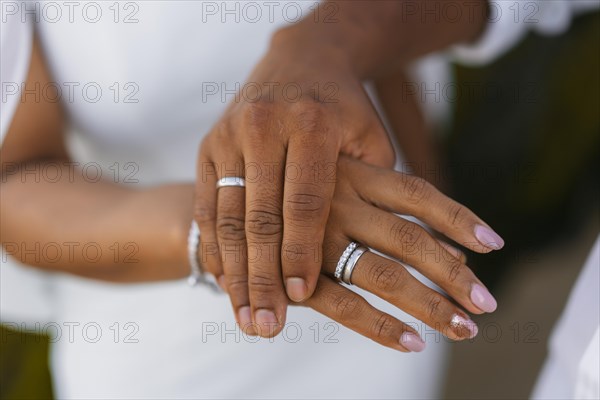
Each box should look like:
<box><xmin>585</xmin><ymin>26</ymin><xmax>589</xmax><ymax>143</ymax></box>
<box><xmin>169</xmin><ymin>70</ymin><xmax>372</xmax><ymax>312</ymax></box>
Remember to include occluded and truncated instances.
<box><xmin>532</xmin><ymin>237</ymin><xmax>600</xmax><ymax>399</ymax></box>
<box><xmin>452</xmin><ymin>0</ymin><xmax>600</xmax><ymax>66</ymax></box>
<box><xmin>0</xmin><ymin>3</ymin><xmax>33</xmax><ymax>140</ymax></box>
<box><xmin>1</xmin><ymin>2</ymin><xmax>447</xmax><ymax>399</ymax></box>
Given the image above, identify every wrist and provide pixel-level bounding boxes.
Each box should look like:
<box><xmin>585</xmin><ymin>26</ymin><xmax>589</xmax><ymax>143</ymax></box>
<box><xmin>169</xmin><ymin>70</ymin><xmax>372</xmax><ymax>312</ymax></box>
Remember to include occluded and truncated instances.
<box><xmin>145</xmin><ymin>184</ymin><xmax>194</xmax><ymax>280</ymax></box>
<box><xmin>269</xmin><ymin>25</ymin><xmax>355</xmax><ymax>75</ymax></box>
<box><xmin>270</xmin><ymin>0</ymin><xmax>489</xmax><ymax>79</ymax></box>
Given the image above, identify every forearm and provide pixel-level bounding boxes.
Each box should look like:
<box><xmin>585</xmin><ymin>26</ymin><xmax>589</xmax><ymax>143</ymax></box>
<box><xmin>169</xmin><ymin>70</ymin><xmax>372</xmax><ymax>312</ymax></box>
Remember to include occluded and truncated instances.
<box><xmin>0</xmin><ymin>161</ymin><xmax>193</xmax><ymax>283</ymax></box>
<box><xmin>273</xmin><ymin>0</ymin><xmax>488</xmax><ymax>78</ymax></box>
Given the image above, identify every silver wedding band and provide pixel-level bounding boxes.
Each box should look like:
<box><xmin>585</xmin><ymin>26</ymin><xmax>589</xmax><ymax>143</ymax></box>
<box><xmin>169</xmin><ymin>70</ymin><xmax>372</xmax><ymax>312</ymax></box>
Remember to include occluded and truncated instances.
<box><xmin>335</xmin><ymin>242</ymin><xmax>368</xmax><ymax>285</ymax></box>
<box><xmin>216</xmin><ymin>176</ymin><xmax>246</xmax><ymax>189</ymax></box>
<box><xmin>342</xmin><ymin>246</ymin><xmax>368</xmax><ymax>285</ymax></box>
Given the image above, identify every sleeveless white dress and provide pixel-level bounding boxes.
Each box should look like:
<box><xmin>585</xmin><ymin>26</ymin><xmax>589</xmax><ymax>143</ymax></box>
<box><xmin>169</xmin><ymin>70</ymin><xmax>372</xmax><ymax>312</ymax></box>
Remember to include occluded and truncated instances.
<box><xmin>1</xmin><ymin>2</ymin><xmax>447</xmax><ymax>398</ymax></box>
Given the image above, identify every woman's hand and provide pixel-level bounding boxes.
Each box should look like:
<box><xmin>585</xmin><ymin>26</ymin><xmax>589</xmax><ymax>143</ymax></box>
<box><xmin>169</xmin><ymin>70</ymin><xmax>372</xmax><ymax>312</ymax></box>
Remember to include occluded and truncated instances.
<box><xmin>221</xmin><ymin>156</ymin><xmax>503</xmax><ymax>341</ymax></box>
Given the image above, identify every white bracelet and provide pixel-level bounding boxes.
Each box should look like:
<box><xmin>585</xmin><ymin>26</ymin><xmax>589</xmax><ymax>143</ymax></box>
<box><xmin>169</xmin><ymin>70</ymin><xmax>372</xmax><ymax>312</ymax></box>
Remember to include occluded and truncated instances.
<box><xmin>187</xmin><ymin>220</ymin><xmax>220</xmax><ymax>292</ymax></box>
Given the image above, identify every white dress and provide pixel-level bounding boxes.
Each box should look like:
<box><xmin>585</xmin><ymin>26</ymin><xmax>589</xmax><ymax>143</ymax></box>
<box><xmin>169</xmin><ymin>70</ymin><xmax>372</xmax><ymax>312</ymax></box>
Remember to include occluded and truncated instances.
<box><xmin>1</xmin><ymin>1</ymin><xmax>597</xmax><ymax>399</ymax></box>
<box><xmin>1</xmin><ymin>2</ymin><xmax>446</xmax><ymax>399</ymax></box>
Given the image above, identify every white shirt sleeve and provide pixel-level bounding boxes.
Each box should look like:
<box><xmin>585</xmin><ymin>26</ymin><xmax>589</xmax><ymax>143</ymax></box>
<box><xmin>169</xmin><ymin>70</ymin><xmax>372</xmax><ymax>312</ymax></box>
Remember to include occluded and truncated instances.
<box><xmin>450</xmin><ymin>0</ymin><xmax>600</xmax><ymax>66</ymax></box>
<box><xmin>1</xmin><ymin>11</ymin><xmax>33</xmax><ymax>143</ymax></box>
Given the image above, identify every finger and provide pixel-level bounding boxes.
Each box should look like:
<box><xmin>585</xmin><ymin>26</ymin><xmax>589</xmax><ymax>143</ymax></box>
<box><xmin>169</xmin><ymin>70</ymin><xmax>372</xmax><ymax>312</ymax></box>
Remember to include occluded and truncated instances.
<box><xmin>195</xmin><ymin>142</ymin><xmax>222</xmax><ymax>280</ymax></box>
<box><xmin>438</xmin><ymin>241</ymin><xmax>467</xmax><ymax>264</ymax></box>
<box><xmin>282</xmin><ymin>116</ymin><xmax>338</xmax><ymax>303</ymax></box>
<box><xmin>303</xmin><ymin>275</ymin><xmax>426</xmax><ymax>352</ymax></box>
<box><xmin>340</xmin><ymin>203</ymin><xmax>497</xmax><ymax>315</ymax></box>
<box><xmin>243</xmin><ymin>124</ymin><xmax>288</xmax><ymax>337</ymax></box>
<box><xmin>322</xmin><ymin>239</ymin><xmax>478</xmax><ymax>340</ymax></box>
<box><xmin>344</xmin><ymin>158</ymin><xmax>505</xmax><ymax>253</ymax></box>
<box><xmin>213</xmin><ymin>153</ymin><xmax>255</xmax><ymax>334</ymax></box>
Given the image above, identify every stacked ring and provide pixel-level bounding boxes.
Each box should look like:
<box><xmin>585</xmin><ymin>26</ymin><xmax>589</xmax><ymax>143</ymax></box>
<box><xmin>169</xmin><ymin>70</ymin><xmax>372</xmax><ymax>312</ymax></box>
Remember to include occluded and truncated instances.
<box><xmin>335</xmin><ymin>242</ymin><xmax>369</xmax><ymax>285</ymax></box>
<box><xmin>342</xmin><ymin>246</ymin><xmax>368</xmax><ymax>285</ymax></box>
<box><xmin>334</xmin><ymin>242</ymin><xmax>358</xmax><ymax>280</ymax></box>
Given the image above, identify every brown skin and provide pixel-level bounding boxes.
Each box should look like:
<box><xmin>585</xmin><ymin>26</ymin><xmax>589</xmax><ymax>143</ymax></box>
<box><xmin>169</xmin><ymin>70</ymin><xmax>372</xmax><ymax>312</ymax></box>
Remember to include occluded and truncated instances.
<box><xmin>197</xmin><ymin>0</ymin><xmax>489</xmax><ymax>336</ymax></box>
<box><xmin>1</xmin><ymin>28</ymin><xmax>497</xmax><ymax>351</ymax></box>
<box><xmin>234</xmin><ymin>154</ymin><xmax>500</xmax><ymax>343</ymax></box>
<box><xmin>1</xmin><ymin>38</ymin><xmax>191</xmax><ymax>282</ymax></box>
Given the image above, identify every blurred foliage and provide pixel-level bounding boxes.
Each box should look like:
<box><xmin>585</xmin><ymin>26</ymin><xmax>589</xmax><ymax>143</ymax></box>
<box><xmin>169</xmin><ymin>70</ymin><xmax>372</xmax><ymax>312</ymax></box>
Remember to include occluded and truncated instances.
<box><xmin>447</xmin><ymin>11</ymin><xmax>600</xmax><ymax>288</ymax></box>
<box><xmin>0</xmin><ymin>325</ymin><xmax>53</xmax><ymax>399</ymax></box>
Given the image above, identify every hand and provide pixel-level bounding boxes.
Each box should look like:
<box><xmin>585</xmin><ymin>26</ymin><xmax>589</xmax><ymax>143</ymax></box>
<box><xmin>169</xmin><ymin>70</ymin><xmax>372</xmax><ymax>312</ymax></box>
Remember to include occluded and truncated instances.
<box><xmin>194</xmin><ymin>37</ymin><xmax>395</xmax><ymax>334</ymax></box>
<box><xmin>228</xmin><ymin>156</ymin><xmax>502</xmax><ymax>343</ymax></box>
<box><xmin>195</xmin><ymin>0</ymin><xmax>490</xmax><ymax>337</ymax></box>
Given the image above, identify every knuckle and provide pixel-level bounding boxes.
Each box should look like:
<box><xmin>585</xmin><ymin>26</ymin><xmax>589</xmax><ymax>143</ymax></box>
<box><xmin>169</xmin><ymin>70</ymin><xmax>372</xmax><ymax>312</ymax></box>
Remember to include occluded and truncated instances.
<box><xmin>401</xmin><ymin>175</ymin><xmax>431</xmax><ymax>205</ymax></box>
<box><xmin>216</xmin><ymin>215</ymin><xmax>246</xmax><ymax>241</ymax></box>
<box><xmin>248</xmin><ymin>270</ymin><xmax>278</xmax><ymax>293</ymax></box>
<box><xmin>243</xmin><ymin>101</ymin><xmax>275</xmax><ymax>141</ymax></box>
<box><xmin>292</xmin><ymin>101</ymin><xmax>328</xmax><ymax>145</ymax></box>
<box><xmin>370</xmin><ymin>314</ymin><xmax>396</xmax><ymax>340</ymax></box>
<box><xmin>331</xmin><ymin>295</ymin><xmax>361</xmax><ymax>319</ymax></box>
<box><xmin>246</xmin><ymin>206</ymin><xmax>283</xmax><ymax>238</ymax></box>
<box><xmin>285</xmin><ymin>188</ymin><xmax>328</xmax><ymax>227</ymax></box>
<box><xmin>370</xmin><ymin>262</ymin><xmax>405</xmax><ymax>292</ymax></box>
<box><xmin>445</xmin><ymin>260</ymin><xmax>463</xmax><ymax>284</ymax></box>
<box><xmin>424</xmin><ymin>292</ymin><xmax>444</xmax><ymax>320</ymax></box>
<box><xmin>227</xmin><ymin>279</ymin><xmax>249</xmax><ymax>298</ymax></box>
<box><xmin>389</xmin><ymin>220</ymin><xmax>423</xmax><ymax>248</ymax></box>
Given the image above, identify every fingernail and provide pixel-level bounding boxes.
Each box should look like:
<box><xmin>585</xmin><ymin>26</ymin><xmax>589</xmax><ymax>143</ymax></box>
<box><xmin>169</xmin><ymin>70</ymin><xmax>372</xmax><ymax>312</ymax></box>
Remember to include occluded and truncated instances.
<box><xmin>255</xmin><ymin>309</ymin><xmax>279</xmax><ymax>336</ymax></box>
<box><xmin>470</xmin><ymin>283</ymin><xmax>497</xmax><ymax>313</ymax></box>
<box><xmin>474</xmin><ymin>225</ymin><xmax>505</xmax><ymax>250</ymax></box>
<box><xmin>400</xmin><ymin>332</ymin><xmax>426</xmax><ymax>352</ymax></box>
<box><xmin>217</xmin><ymin>275</ymin><xmax>227</xmax><ymax>292</ymax></box>
<box><xmin>286</xmin><ymin>277</ymin><xmax>308</xmax><ymax>302</ymax></box>
<box><xmin>238</xmin><ymin>306</ymin><xmax>252</xmax><ymax>329</ymax></box>
<box><xmin>451</xmin><ymin>314</ymin><xmax>478</xmax><ymax>339</ymax></box>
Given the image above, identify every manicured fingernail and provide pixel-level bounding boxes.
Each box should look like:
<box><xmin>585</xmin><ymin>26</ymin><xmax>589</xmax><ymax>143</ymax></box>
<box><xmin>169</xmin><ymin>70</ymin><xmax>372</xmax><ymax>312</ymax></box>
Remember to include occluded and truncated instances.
<box><xmin>286</xmin><ymin>277</ymin><xmax>308</xmax><ymax>302</ymax></box>
<box><xmin>255</xmin><ymin>309</ymin><xmax>278</xmax><ymax>336</ymax></box>
<box><xmin>451</xmin><ymin>314</ymin><xmax>478</xmax><ymax>339</ymax></box>
<box><xmin>238</xmin><ymin>306</ymin><xmax>252</xmax><ymax>329</ymax></box>
<box><xmin>217</xmin><ymin>275</ymin><xmax>227</xmax><ymax>292</ymax></box>
<box><xmin>470</xmin><ymin>283</ymin><xmax>497</xmax><ymax>313</ymax></box>
<box><xmin>400</xmin><ymin>332</ymin><xmax>426</xmax><ymax>352</ymax></box>
<box><xmin>474</xmin><ymin>225</ymin><xmax>505</xmax><ymax>250</ymax></box>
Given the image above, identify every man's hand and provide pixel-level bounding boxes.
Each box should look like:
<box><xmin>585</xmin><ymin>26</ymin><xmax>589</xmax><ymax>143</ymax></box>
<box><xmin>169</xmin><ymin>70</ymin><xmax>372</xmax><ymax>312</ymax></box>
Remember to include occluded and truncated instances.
<box><xmin>195</xmin><ymin>43</ymin><xmax>394</xmax><ymax>337</ymax></box>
